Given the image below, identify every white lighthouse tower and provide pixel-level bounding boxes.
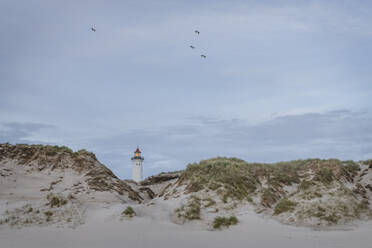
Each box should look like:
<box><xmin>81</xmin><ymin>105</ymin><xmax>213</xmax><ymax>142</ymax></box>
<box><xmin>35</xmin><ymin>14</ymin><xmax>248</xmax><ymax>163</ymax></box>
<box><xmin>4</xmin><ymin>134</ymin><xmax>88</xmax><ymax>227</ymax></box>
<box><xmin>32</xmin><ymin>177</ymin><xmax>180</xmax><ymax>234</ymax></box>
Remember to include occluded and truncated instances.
<box><xmin>131</xmin><ymin>147</ymin><xmax>144</xmax><ymax>183</ymax></box>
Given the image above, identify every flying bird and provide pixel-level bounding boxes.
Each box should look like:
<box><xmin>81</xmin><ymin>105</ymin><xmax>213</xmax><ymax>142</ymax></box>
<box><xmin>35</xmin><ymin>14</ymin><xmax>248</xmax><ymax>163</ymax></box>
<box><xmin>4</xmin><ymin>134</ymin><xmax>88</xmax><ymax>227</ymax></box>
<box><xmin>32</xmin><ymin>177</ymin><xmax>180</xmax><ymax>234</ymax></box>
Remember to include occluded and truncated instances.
<box><xmin>190</xmin><ymin>45</ymin><xmax>195</xmax><ymax>49</ymax></box>
<box><xmin>91</xmin><ymin>27</ymin><xmax>96</xmax><ymax>32</ymax></box>
<box><xmin>195</xmin><ymin>30</ymin><xmax>200</xmax><ymax>34</ymax></box>
<box><xmin>201</xmin><ymin>55</ymin><xmax>206</xmax><ymax>58</ymax></box>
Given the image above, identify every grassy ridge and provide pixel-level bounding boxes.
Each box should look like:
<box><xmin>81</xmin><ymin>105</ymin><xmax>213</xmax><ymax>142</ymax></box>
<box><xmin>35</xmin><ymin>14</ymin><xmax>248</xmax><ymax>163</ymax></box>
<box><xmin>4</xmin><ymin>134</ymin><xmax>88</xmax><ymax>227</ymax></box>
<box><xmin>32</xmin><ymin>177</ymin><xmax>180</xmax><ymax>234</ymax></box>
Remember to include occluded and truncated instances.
<box><xmin>175</xmin><ymin>157</ymin><xmax>370</xmax><ymax>226</ymax></box>
<box><xmin>178</xmin><ymin>158</ymin><xmax>360</xmax><ymax>203</ymax></box>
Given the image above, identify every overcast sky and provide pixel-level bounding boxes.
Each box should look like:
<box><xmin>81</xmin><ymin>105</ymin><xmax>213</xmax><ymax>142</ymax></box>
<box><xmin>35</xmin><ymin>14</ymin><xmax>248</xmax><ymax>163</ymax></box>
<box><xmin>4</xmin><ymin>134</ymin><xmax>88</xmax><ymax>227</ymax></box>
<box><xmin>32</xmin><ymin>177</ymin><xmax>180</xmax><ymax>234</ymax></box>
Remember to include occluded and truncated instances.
<box><xmin>1</xmin><ymin>0</ymin><xmax>371</xmax><ymax>179</ymax></box>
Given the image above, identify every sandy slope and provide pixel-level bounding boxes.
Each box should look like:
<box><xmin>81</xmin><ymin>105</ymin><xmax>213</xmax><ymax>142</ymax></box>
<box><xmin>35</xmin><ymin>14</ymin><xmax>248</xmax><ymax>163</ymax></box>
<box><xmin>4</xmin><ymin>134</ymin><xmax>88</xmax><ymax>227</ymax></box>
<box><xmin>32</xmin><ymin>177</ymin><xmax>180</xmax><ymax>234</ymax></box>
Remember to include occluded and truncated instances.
<box><xmin>1</xmin><ymin>145</ymin><xmax>371</xmax><ymax>247</ymax></box>
<box><xmin>1</xmin><ymin>205</ymin><xmax>371</xmax><ymax>248</ymax></box>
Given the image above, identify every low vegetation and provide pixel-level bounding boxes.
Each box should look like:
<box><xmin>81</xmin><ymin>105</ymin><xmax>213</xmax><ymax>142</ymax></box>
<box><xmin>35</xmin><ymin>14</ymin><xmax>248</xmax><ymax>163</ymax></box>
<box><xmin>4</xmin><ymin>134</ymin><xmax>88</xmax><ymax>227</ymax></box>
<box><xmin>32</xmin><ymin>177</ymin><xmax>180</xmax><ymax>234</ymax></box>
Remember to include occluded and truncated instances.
<box><xmin>1</xmin><ymin>143</ymin><xmax>370</xmax><ymax>229</ymax></box>
<box><xmin>0</xmin><ymin>143</ymin><xmax>97</xmax><ymax>161</ymax></box>
<box><xmin>274</xmin><ymin>198</ymin><xmax>297</xmax><ymax>215</ymax></box>
<box><xmin>44</xmin><ymin>145</ymin><xmax>73</xmax><ymax>156</ymax></box>
<box><xmin>122</xmin><ymin>206</ymin><xmax>136</xmax><ymax>217</ymax></box>
<box><xmin>47</xmin><ymin>194</ymin><xmax>67</xmax><ymax>208</ymax></box>
<box><xmin>173</xmin><ymin>157</ymin><xmax>371</xmax><ymax>227</ymax></box>
<box><xmin>314</xmin><ymin>168</ymin><xmax>335</xmax><ymax>184</ymax></box>
<box><xmin>202</xmin><ymin>197</ymin><xmax>216</xmax><ymax>208</ymax></box>
<box><xmin>212</xmin><ymin>216</ymin><xmax>238</xmax><ymax>229</ymax></box>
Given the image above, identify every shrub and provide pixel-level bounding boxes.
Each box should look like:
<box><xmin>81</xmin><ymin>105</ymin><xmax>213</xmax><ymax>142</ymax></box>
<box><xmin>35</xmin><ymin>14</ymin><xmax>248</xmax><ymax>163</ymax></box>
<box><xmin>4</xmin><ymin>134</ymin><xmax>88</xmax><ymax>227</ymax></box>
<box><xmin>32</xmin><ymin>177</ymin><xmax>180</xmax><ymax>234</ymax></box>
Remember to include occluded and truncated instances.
<box><xmin>122</xmin><ymin>206</ymin><xmax>136</xmax><ymax>217</ymax></box>
<box><xmin>274</xmin><ymin>198</ymin><xmax>297</xmax><ymax>215</ymax></box>
<box><xmin>213</xmin><ymin>216</ymin><xmax>238</xmax><ymax>229</ymax></box>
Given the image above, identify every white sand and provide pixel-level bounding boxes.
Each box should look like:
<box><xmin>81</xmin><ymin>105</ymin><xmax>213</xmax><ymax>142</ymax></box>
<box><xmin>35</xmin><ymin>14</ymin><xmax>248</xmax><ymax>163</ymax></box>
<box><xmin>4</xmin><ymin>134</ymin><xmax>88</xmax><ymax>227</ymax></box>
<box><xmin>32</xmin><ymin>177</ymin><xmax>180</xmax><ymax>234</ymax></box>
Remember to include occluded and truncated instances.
<box><xmin>1</xmin><ymin>205</ymin><xmax>371</xmax><ymax>248</ymax></box>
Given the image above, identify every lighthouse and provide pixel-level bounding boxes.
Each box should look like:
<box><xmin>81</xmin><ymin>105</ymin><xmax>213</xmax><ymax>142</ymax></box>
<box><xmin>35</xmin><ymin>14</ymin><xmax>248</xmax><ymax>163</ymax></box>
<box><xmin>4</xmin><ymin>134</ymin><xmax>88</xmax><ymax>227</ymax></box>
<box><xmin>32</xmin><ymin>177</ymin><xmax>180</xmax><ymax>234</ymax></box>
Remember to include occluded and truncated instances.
<box><xmin>131</xmin><ymin>147</ymin><xmax>144</xmax><ymax>182</ymax></box>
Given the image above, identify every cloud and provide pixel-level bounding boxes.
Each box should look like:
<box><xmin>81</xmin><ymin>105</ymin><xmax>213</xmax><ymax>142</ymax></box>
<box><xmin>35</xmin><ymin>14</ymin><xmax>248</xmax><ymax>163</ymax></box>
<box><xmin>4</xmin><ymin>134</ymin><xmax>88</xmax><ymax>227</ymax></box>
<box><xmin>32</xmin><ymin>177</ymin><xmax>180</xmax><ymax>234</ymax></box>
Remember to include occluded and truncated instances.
<box><xmin>0</xmin><ymin>110</ymin><xmax>371</xmax><ymax>180</ymax></box>
<box><xmin>0</xmin><ymin>1</ymin><xmax>371</xmax><ymax>179</ymax></box>
<box><xmin>0</xmin><ymin>122</ymin><xmax>55</xmax><ymax>144</ymax></box>
<box><xmin>82</xmin><ymin>109</ymin><xmax>372</xmax><ymax>179</ymax></box>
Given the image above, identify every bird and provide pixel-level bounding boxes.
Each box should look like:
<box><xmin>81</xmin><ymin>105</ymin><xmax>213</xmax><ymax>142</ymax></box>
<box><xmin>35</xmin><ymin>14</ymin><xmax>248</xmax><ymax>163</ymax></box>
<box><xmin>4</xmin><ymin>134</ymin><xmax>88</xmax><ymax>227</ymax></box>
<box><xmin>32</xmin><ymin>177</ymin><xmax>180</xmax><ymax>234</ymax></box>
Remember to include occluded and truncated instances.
<box><xmin>190</xmin><ymin>45</ymin><xmax>195</xmax><ymax>49</ymax></box>
<box><xmin>91</xmin><ymin>27</ymin><xmax>96</xmax><ymax>32</ymax></box>
<box><xmin>195</xmin><ymin>30</ymin><xmax>200</xmax><ymax>34</ymax></box>
<box><xmin>201</xmin><ymin>55</ymin><xmax>206</xmax><ymax>58</ymax></box>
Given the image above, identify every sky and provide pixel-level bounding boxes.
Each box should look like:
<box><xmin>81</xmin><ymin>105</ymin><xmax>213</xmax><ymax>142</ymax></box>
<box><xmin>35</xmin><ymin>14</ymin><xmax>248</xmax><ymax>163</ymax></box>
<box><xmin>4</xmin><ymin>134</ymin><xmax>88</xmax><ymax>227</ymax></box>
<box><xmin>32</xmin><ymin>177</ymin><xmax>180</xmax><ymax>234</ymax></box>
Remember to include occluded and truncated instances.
<box><xmin>1</xmin><ymin>0</ymin><xmax>372</xmax><ymax>179</ymax></box>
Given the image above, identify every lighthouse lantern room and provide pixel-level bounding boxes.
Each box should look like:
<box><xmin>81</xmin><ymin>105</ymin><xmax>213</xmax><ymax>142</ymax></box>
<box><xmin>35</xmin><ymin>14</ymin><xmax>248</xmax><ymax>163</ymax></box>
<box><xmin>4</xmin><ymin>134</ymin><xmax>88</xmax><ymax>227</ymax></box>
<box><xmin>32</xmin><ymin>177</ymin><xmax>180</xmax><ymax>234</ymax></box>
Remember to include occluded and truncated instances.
<box><xmin>131</xmin><ymin>147</ymin><xmax>144</xmax><ymax>182</ymax></box>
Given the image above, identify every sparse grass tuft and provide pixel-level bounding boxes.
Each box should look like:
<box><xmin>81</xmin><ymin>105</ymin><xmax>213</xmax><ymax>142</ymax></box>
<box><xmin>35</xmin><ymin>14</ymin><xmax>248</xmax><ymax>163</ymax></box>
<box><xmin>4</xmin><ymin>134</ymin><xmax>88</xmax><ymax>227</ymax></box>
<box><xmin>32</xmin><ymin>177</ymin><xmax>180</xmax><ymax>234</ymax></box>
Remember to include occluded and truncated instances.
<box><xmin>44</xmin><ymin>211</ymin><xmax>53</xmax><ymax>222</ymax></box>
<box><xmin>175</xmin><ymin>196</ymin><xmax>201</xmax><ymax>220</ymax></box>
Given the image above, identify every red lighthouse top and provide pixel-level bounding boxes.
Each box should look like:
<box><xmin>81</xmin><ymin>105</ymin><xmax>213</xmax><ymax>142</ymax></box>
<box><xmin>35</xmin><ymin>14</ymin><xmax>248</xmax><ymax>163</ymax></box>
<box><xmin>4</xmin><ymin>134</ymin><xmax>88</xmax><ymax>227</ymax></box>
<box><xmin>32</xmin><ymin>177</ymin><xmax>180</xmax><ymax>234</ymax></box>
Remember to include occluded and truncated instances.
<box><xmin>131</xmin><ymin>147</ymin><xmax>144</xmax><ymax>161</ymax></box>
